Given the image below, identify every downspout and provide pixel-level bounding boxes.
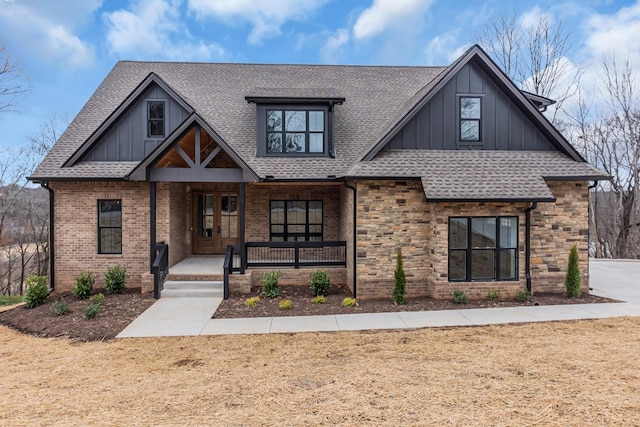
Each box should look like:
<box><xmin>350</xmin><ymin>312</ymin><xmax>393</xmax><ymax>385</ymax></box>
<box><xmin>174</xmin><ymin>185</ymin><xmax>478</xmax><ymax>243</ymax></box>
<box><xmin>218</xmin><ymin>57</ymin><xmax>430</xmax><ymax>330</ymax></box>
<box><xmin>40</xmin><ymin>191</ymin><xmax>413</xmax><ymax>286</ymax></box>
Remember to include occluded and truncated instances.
<box><xmin>342</xmin><ymin>180</ymin><xmax>357</xmax><ymax>298</ymax></box>
<box><xmin>588</xmin><ymin>181</ymin><xmax>599</xmax><ymax>272</ymax></box>
<box><xmin>525</xmin><ymin>202</ymin><xmax>538</xmax><ymax>293</ymax></box>
<box><xmin>40</xmin><ymin>181</ymin><xmax>55</xmax><ymax>292</ymax></box>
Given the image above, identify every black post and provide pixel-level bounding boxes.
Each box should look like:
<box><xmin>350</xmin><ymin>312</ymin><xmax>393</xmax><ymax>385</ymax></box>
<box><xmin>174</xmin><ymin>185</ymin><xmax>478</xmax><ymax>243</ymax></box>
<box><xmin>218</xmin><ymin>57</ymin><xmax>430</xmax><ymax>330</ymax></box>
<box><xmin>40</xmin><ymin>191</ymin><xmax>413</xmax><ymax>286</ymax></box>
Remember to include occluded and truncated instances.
<box><xmin>239</xmin><ymin>182</ymin><xmax>246</xmax><ymax>273</ymax></box>
<box><xmin>150</xmin><ymin>181</ymin><xmax>156</xmax><ymax>272</ymax></box>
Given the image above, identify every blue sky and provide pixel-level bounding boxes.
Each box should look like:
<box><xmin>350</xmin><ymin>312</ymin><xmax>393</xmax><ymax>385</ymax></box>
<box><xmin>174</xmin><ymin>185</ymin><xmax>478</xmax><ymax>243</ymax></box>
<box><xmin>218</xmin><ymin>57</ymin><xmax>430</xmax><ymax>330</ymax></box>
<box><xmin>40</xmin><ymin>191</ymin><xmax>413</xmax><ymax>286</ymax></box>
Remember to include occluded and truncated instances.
<box><xmin>0</xmin><ymin>0</ymin><xmax>638</xmax><ymax>154</ymax></box>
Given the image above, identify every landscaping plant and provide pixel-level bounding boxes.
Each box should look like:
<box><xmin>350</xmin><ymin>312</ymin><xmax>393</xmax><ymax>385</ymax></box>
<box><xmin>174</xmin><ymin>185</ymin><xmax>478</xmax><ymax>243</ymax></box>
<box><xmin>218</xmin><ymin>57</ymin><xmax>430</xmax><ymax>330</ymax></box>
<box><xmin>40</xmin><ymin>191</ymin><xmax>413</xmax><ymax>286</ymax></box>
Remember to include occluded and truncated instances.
<box><xmin>51</xmin><ymin>299</ymin><xmax>70</xmax><ymax>316</ymax></box>
<box><xmin>565</xmin><ymin>244</ymin><xmax>581</xmax><ymax>298</ymax></box>
<box><xmin>24</xmin><ymin>275</ymin><xmax>49</xmax><ymax>309</ymax></box>
<box><xmin>342</xmin><ymin>297</ymin><xmax>357</xmax><ymax>307</ymax></box>
<box><xmin>392</xmin><ymin>249</ymin><xmax>407</xmax><ymax>305</ymax></box>
<box><xmin>311</xmin><ymin>295</ymin><xmax>325</xmax><ymax>304</ymax></box>
<box><xmin>310</xmin><ymin>270</ymin><xmax>330</xmax><ymax>296</ymax></box>
<box><xmin>452</xmin><ymin>289</ymin><xmax>469</xmax><ymax>304</ymax></box>
<box><xmin>105</xmin><ymin>264</ymin><xmax>127</xmax><ymax>294</ymax></box>
<box><xmin>279</xmin><ymin>299</ymin><xmax>293</xmax><ymax>310</ymax></box>
<box><xmin>85</xmin><ymin>293</ymin><xmax>105</xmax><ymax>320</ymax></box>
<box><xmin>516</xmin><ymin>289</ymin><xmax>533</xmax><ymax>303</ymax></box>
<box><xmin>486</xmin><ymin>289</ymin><xmax>501</xmax><ymax>301</ymax></box>
<box><xmin>261</xmin><ymin>270</ymin><xmax>280</xmax><ymax>298</ymax></box>
<box><xmin>73</xmin><ymin>270</ymin><xmax>95</xmax><ymax>299</ymax></box>
<box><xmin>245</xmin><ymin>296</ymin><xmax>260</xmax><ymax>307</ymax></box>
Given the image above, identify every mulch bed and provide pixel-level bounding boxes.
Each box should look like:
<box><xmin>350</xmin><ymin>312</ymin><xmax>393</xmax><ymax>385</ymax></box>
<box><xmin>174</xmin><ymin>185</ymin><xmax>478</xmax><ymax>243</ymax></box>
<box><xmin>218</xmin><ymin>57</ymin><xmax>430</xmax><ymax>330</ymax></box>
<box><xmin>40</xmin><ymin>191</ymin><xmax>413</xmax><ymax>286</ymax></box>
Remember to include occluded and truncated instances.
<box><xmin>0</xmin><ymin>284</ymin><xmax>616</xmax><ymax>341</ymax></box>
<box><xmin>0</xmin><ymin>287</ymin><xmax>154</xmax><ymax>341</ymax></box>
<box><xmin>214</xmin><ymin>284</ymin><xmax>616</xmax><ymax>318</ymax></box>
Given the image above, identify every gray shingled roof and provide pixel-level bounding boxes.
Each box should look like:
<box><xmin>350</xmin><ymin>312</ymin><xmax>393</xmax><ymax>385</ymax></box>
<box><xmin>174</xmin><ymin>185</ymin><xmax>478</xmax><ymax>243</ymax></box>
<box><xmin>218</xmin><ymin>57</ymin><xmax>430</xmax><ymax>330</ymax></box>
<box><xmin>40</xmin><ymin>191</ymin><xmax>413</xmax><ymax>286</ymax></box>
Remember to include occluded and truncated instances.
<box><xmin>31</xmin><ymin>62</ymin><xmax>446</xmax><ymax>180</ymax></box>
<box><xmin>348</xmin><ymin>150</ymin><xmax>607</xmax><ymax>201</ymax></box>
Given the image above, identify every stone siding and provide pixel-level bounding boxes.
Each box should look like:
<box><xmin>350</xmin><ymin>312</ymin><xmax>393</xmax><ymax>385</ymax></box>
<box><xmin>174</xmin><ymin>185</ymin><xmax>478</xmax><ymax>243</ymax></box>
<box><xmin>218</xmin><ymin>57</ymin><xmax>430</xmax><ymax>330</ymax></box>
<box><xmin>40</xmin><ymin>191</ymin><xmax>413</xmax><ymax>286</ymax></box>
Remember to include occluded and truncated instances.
<box><xmin>530</xmin><ymin>181</ymin><xmax>590</xmax><ymax>293</ymax></box>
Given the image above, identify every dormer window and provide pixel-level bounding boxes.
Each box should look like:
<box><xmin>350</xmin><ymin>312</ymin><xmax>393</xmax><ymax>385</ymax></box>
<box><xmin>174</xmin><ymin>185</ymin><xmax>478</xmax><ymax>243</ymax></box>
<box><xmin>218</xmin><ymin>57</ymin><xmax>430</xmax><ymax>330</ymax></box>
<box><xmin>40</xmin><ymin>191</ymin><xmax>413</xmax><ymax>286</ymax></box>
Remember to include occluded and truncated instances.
<box><xmin>266</xmin><ymin>109</ymin><xmax>325</xmax><ymax>154</ymax></box>
<box><xmin>460</xmin><ymin>97</ymin><xmax>481</xmax><ymax>141</ymax></box>
<box><xmin>246</xmin><ymin>93</ymin><xmax>344</xmax><ymax>158</ymax></box>
<box><xmin>147</xmin><ymin>101</ymin><xmax>165</xmax><ymax>138</ymax></box>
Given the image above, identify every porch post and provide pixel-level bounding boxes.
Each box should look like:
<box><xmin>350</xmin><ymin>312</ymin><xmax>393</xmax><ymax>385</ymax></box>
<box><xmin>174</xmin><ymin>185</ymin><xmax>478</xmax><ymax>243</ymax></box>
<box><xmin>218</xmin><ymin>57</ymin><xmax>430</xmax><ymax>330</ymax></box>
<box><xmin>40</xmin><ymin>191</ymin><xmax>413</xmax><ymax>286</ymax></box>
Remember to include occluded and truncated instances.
<box><xmin>150</xmin><ymin>181</ymin><xmax>156</xmax><ymax>272</ymax></box>
<box><xmin>239</xmin><ymin>182</ymin><xmax>246</xmax><ymax>273</ymax></box>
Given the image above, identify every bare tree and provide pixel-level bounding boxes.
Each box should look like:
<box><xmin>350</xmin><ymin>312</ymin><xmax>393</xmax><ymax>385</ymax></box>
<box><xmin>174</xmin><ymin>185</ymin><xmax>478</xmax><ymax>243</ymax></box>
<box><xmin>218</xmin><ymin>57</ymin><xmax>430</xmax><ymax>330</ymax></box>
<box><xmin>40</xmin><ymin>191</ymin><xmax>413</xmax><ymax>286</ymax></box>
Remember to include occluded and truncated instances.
<box><xmin>574</xmin><ymin>56</ymin><xmax>640</xmax><ymax>258</ymax></box>
<box><xmin>0</xmin><ymin>45</ymin><xmax>29</xmax><ymax>114</ymax></box>
<box><xmin>476</xmin><ymin>10</ymin><xmax>582</xmax><ymax>123</ymax></box>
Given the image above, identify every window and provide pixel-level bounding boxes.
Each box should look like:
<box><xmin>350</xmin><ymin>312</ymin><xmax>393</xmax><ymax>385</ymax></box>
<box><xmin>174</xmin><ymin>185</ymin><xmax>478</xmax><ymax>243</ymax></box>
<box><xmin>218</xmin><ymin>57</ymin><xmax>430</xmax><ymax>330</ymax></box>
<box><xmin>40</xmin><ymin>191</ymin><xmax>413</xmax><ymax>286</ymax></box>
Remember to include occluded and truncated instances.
<box><xmin>460</xmin><ymin>97</ymin><xmax>481</xmax><ymax>141</ymax></box>
<box><xmin>270</xmin><ymin>200</ymin><xmax>323</xmax><ymax>241</ymax></box>
<box><xmin>98</xmin><ymin>200</ymin><xmax>122</xmax><ymax>254</ymax></box>
<box><xmin>147</xmin><ymin>101</ymin><xmax>165</xmax><ymax>138</ymax></box>
<box><xmin>265</xmin><ymin>109</ymin><xmax>325</xmax><ymax>154</ymax></box>
<box><xmin>449</xmin><ymin>216</ymin><xmax>517</xmax><ymax>281</ymax></box>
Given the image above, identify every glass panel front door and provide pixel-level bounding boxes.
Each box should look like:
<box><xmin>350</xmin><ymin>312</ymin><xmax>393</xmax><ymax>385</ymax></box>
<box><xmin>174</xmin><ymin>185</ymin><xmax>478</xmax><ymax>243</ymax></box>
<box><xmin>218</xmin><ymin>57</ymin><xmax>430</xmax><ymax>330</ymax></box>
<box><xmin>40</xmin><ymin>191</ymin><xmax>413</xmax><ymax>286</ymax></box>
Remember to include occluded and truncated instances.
<box><xmin>193</xmin><ymin>192</ymin><xmax>239</xmax><ymax>254</ymax></box>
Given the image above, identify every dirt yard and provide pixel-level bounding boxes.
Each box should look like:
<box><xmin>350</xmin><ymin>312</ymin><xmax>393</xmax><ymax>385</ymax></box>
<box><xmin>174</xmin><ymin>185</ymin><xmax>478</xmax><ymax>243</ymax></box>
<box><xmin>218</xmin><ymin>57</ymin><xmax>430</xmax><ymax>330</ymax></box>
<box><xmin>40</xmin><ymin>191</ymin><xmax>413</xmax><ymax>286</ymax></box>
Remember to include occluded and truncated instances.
<box><xmin>1</xmin><ymin>317</ymin><xmax>639</xmax><ymax>425</ymax></box>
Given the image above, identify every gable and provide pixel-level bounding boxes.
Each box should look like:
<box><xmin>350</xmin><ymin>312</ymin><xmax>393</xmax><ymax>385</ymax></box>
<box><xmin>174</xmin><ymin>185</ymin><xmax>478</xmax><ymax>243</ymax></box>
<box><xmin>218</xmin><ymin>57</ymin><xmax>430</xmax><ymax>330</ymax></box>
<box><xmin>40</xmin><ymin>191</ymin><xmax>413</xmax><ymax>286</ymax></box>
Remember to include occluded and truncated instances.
<box><xmin>384</xmin><ymin>61</ymin><xmax>556</xmax><ymax>152</ymax></box>
<box><xmin>81</xmin><ymin>83</ymin><xmax>190</xmax><ymax>162</ymax></box>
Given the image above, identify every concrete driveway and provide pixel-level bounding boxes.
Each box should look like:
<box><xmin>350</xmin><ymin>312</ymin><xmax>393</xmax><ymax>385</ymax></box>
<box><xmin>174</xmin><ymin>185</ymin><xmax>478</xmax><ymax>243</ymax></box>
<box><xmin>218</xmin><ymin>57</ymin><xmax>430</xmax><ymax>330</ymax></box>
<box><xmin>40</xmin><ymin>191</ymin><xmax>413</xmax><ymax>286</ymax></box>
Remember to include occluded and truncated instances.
<box><xmin>590</xmin><ymin>259</ymin><xmax>640</xmax><ymax>303</ymax></box>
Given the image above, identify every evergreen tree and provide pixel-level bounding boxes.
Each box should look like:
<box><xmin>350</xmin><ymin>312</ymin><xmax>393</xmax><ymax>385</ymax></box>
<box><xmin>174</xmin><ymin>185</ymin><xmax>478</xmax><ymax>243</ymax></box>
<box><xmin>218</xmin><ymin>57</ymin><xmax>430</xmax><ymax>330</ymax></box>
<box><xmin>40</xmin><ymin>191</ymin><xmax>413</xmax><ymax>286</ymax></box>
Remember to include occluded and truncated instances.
<box><xmin>565</xmin><ymin>244</ymin><xmax>581</xmax><ymax>298</ymax></box>
<box><xmin>393</xmin><ymin>249</ymin><xmax>407</xmax><ymax>305</ymax></box>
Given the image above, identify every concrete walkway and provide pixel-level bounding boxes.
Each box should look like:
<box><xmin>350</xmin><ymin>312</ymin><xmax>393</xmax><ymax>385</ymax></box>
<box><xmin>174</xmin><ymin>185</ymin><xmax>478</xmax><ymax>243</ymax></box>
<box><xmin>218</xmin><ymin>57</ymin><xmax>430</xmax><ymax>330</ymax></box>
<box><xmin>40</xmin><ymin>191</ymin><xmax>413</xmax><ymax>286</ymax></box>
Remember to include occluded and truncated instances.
<box><xmin>116</xmin><ymin>259</ymin><xmax>640</xmax><ymax>338</ymax></box>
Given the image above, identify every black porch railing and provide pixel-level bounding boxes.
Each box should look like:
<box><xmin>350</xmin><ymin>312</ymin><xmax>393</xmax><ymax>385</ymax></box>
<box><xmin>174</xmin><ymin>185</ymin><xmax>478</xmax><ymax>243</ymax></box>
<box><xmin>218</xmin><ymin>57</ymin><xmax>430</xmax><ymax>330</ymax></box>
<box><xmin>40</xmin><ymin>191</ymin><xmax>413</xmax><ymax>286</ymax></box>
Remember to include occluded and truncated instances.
<box><xmin>223</xmin><ymin>245</ymin><xmax>242</xmax><ymax>300</ymax></box>
<box><xmin>152</xmin><ymin>243</ymin><xmax>169</xmax><ymax>299</ymax></box>
<box><xmin>246</xmin><ymin>241</ymin><xmax>346</xmax><ymax>269</ymax></box>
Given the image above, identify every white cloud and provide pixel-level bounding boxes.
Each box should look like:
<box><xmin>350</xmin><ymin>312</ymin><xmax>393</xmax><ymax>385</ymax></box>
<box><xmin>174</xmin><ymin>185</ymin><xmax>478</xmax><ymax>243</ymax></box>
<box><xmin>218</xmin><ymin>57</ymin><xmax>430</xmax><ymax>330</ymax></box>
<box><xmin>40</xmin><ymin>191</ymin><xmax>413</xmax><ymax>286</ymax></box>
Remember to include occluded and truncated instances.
<box><xmin>424</xmin><ymin>31</ymin><xmax>466</xmax><ymax>64</ymax></box>
<box><xmin>104</xmin><ymin>0</ymin><xmax>224</xmax><ymax>61</ymax></box>
<box><xmin>353</xmin><ymin>0</ymin><xmax>433</xmax><ymax>40</ymax></box>
<box><xmin>320</xmin><ymin>28</ymin><xmax>350</xmax><ymax>62</ymax></box>
<box><xmin>0</xmin><ymin>0</ymin><xmax>98</xmax><ymax>67</ymax></box>
<box><xmin>585</xmin><ymin>1</ymin><xmax>640</xmax><ymax>62</ymax></box>
<box><xmin>187</xmin><ymin>0</ymin><xmax>329</xmax><ymax>45</ymax></box>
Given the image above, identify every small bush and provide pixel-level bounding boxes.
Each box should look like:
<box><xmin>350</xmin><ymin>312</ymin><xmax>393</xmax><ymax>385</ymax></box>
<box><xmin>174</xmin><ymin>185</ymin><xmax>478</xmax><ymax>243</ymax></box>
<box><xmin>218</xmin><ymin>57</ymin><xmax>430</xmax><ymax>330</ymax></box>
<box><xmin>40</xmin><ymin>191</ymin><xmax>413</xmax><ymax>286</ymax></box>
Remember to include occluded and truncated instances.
<box><xmin>486</xmin><ymin>290</ymin><xmax>501</xmax><ymax>301</ymax></box>
<box><xmin>261</xmin><ymin>270</ymin><xmax>280</xmax><ymax>299</ymax></box>
<box><xmin>91</xmin><ymin>293</ymin><xmax>105</xmax><ymax>306</ymax></box>
<box><xmin>24</xmin><ymin>275</ymin><xmax>49</xmax><ymax>309</ymax></box>
<box><xmin>516</xmin><ymin>289</ymin><xmax>533</xmax><ymax>303</ymax></box>
<box><xmin>452</xmin><ymin>289</ymin><xmax>469</xmax><ymax>304</ymax></box>
<box><xmin>279</xmin><ymin>299</ymin><xmax>293</xmax><ymax>310</ymax></box>
<box><xmin>245</xmin><ymin>296</ymin><xmax>260</xmax><ymax>307</ymax></box>
<box><xmin>310</xmin><ymin>270</ymin><xmax>330</xmax><ymax>296</ymax></box>
<box><xmin>565</xmin><ymin>244</ymin><xmax>581</xmax><ymax>298</ymax></box>
<box><xmin>105</xmin><ymin>264</ymin><xmax>127</xmax><ymax>294</ymax></box>
<box><xmin>342</xmin><ymin>297</ymin><xmax>357</xmax><ymax>307</ymax></box>
<box><xmin>311</xmin><ymin>295</ymin><xmax>326</xmax><ymax>304</ymax></box>
<box><xmin>392</xmin><ymin>249</ymin><xmax>407</xmax><ymax>305</ymax></box>
<box><xmin>84</xmin><ymin>303</ymin><xmax>102</xmax><ymax>320</ymax></box>
<box><xmin>51</xmin><ymin>299</ymin><xmax>70</xmax><ymax>316</ymax></box>
<box><xmin>73</xmin><ymin>271</ymin><xmax>95</xmax><ymax>300</ymax></box>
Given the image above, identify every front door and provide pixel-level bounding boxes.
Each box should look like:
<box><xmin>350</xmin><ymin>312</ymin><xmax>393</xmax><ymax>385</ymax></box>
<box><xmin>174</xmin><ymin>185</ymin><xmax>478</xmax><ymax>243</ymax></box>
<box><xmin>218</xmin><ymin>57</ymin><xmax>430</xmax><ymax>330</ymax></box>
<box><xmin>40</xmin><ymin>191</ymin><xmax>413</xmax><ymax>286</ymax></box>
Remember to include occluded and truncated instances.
<box><xmin>193</xmin><ymin>192</ymin><xmax>239</xmax><ymax>254</ymax></box>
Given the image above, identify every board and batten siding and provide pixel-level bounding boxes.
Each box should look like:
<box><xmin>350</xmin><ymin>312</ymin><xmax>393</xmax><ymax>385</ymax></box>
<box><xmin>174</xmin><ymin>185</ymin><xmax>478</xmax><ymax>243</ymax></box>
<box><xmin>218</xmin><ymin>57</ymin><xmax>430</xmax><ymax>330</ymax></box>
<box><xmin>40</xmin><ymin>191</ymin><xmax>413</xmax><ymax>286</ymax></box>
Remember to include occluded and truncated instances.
<box><xmin>82</xmin><ymin>83</ymin><xmax>189</xmax><ymax>161</ymax></box>
<box><xmin>385</xmin><ymin>61</ymin><xmax>557</xmax><ymax>151</ymax></box>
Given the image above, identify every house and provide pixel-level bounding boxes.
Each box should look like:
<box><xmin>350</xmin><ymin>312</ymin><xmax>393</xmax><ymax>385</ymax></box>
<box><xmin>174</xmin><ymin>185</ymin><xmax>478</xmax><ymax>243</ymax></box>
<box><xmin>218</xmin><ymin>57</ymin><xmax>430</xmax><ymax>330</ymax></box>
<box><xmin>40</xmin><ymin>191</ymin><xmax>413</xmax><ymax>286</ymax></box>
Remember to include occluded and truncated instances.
<box><xmin>29</xmin><ymin>45</ymin><xmax>607</xmax><ymax>300</ymax></box>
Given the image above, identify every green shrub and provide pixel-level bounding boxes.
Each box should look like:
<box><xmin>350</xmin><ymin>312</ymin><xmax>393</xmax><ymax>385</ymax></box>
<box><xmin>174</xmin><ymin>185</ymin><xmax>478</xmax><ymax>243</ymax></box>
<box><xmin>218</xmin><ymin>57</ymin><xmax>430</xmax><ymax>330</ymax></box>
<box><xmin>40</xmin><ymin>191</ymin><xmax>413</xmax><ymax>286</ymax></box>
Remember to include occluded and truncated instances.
<box><xmin>310</xmin><ymin>270</ymin><xmax>330</xmax><ymax>296</ymax></box>
<box><xmin>392</xmin><ymin>249</ymin><xmax>407</xmax><ymax>305</ymax></box>
<box><xmin>279</xmin><ymin>299</ymin><xmax>293</xmax><ymax>310</ymax></box>
<box><xmin>84</xmin><ymin>303</ymin><xmax>102</xmax><ymax>320</ymax></box>
<box><xmin>90</xmin><ymin>293</ymin><xmax>105</xmax><ymax>306</ymax></box>
<box><xmin>486</xmin><ymin>290</ymin><xmax>501</xmax><ymax>301</ymax></box>
<box><xmin>260</xmin><ymin>270</ymin><xmax>280</xmax><ymax>299</ymax></box>
<box><xmin>452</xmin><ymin>289</ymin><xmax>469</xmax><ymax>304</ymax></box>
<box><xmin>245</xmin><ymin>296</ymin><xmax>260</xmax><ymax>307</ymax></box>
<box><xmin>516</xmin><ymin>290</ymin><xmax>533</xmax><ymax>303</ymax></box>
<box><xmin>51</xmin><ymin>299</ymin><xmax>70</xmax><ymax>316</ymax></box>
<box><xmin>105</xmin><ymin>264</ymin><xmax>127</xmax><ymax>294</ymax></box>
<box><xmin>0</xmin><ymin>295</ymin><xmax>23</xmax><ymax>306</ymax></box>
<box><xmin>342</xmin><ymin>297</ymin><xmax>357</xmax><ymax>307</ymax></box>
<box><xmin>24</xmin><ymin>275</ymin><xmax>49</xmax><ymax>309</ymax></box>
<box><xmin>73</xmin><ymin>271</ymin><xmax>95</xmax><ymax>300</ymax></box>
<box><xmin>565</xmin><ymin>244</ymin><xmax>581</xmax><ymax>298</ymax></box>
<box><xmin>311</xmin><ymin>295</ymin><xmax>326</xmax><ymax>304</ymax></box>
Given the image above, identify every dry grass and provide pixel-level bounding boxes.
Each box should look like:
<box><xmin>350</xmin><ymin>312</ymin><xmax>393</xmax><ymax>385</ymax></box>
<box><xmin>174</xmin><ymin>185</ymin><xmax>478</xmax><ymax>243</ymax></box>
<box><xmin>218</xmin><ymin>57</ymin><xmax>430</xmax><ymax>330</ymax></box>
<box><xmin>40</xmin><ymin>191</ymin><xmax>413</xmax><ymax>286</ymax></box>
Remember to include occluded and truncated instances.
<box><xmin>2</xmin><ymin>318</ymin><xmax>640</xmax><ymax>426</ymax></box>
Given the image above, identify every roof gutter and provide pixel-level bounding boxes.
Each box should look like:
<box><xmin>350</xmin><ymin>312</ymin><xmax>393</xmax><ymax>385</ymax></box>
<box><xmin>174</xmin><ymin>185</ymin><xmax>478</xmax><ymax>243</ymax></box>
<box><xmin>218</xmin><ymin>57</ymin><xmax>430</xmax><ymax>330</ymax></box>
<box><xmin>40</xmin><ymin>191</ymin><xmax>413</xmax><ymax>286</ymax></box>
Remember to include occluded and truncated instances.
<box><xmin>525</xmin><ymin>202</ymin><xmax>538</xmax><ymax>293</ymax></box>
<box><xmin>40</xmin><ymin>181</ymin><xmax>55</xmax><ymax>292</ymax></box>
<box><xmin>342</xmin><ymin>180</ymin><xmax>357</xmax><ymax>299</ymax></box>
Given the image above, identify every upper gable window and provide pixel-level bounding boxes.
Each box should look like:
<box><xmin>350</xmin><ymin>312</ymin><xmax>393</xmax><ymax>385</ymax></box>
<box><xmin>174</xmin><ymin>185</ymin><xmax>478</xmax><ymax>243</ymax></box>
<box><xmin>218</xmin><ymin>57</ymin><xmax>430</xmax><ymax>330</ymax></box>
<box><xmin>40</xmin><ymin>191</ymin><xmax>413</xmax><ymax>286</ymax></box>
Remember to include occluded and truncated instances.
<box><xmin>460</xmin><ymin>97</ymin><xmax>481</xmax><ymax>141</ymax></box>
<box><xmin>266</xmin><ymin>109</ymin><xmax>325</xmax><ymax>154</ymax></box>
<box><xmin>147</xmin><ymin>101</ymin><xmax>165</xmax><ymax>138</ymax></box>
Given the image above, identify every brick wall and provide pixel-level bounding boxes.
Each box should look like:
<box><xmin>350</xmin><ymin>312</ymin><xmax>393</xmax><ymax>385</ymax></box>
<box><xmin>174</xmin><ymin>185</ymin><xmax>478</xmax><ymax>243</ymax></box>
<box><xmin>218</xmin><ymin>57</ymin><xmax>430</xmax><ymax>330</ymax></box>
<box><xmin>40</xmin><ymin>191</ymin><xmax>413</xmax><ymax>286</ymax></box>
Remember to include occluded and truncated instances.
<box><xmin>530</xmin><ymin>181</ymin><xmax>590</xmax><ymax>293</ymax></box>
<box><xmin>245</xmin><ymin>183</ymin><xmax>342</xmax><ymax>242</ymax></box>
<box><xmin>50</xmin><ymin>181</ymin><xmax>151</xmax><ymax>292</ymax></box>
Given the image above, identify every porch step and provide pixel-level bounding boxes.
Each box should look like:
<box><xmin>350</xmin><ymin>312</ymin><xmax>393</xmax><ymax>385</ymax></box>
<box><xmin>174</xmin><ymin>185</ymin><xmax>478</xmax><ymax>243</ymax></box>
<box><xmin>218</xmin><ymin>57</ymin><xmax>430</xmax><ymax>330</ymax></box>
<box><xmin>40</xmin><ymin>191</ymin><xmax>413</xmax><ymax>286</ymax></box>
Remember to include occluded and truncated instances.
<box><xmin>165</xmin><ymin>273</ymin><xmax>224</xmax><ymax>282</ymax></box>
<box><xmin>161</xmin><ymin>281</ymin><xmax>224</xmax><ymax>298</ymax></box>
